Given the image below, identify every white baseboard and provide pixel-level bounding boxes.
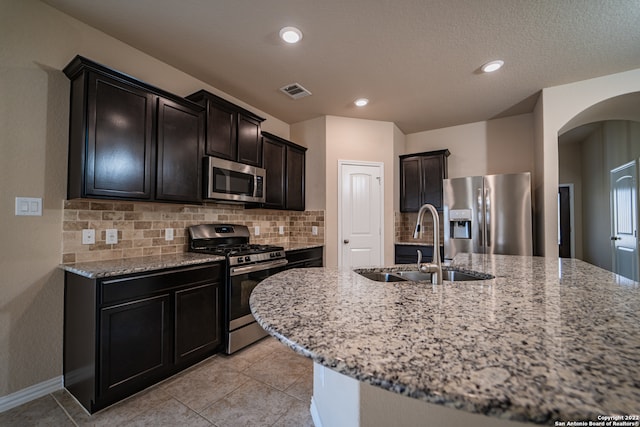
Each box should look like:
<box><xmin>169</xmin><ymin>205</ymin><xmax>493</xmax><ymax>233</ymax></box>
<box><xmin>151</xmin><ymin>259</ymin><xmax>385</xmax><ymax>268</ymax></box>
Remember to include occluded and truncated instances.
<box><xmin>310</xmin><ymin>396</ymin><xmax>323</xmax><ymax>427</ymax></box>
<box><xmin>0</xmin><ymin>376</ymin><xmax>63</xmax><ymax>413</ymax></box>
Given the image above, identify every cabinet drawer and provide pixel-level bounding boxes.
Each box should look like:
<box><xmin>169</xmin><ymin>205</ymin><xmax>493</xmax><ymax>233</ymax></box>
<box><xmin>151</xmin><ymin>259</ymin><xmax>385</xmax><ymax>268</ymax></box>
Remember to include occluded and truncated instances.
<box><xmin>101</xmin><ymin>264</ymin><xmax>222</xmax><ymax>306</ymax></box>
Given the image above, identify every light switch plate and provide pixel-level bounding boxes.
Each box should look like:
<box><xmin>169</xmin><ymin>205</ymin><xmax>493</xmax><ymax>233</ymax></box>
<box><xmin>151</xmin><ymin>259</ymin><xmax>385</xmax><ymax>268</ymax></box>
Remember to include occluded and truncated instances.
<box><xmin>165</xmin><ymin>228</ymin><xmax>174</xmax><ymax>241</ymax></box>
<box><xmin>312</xmin><ymin>226</ymin><xmax>318</xmax><ymax>236</ymax></box>
<box><xmin>82</xmin><ymin>229</ymin><xmax>95</xmax><ymax>245</ymax></box>
<box><xmin>279</xmin><ymin>226</ymin><xmax>285</xmax><ymax>235</ymax></box>
<box><xmin>105</xmin><ymin>229</ymin><xmax>118</xmax><ymax>244</ymax></box>
<box><xmin>254</xmin><ymin>226</ymin><xmax>260</xmax><ymax>236</ymax></box>
<box><xmin>15</xmin><ymin>197</ymin><xmax>42</xmax><ymax>216</ymax></box>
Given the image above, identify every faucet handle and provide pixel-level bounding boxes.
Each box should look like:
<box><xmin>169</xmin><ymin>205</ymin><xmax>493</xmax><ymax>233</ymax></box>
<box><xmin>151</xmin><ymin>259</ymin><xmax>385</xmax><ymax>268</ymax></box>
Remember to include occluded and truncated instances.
<box><xmin>417</xmin><ymin>249</ymin><xmax>423</xmax><ymax>265</ymax></box>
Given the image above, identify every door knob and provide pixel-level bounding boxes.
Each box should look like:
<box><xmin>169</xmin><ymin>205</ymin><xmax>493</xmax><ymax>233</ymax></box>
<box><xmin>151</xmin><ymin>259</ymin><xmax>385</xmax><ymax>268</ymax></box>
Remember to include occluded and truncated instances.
<box><xmin>343</xmin><ymin>239</ymin><xmax>350</xmax><ymax>244</ymax></box>
<box><xmin>611</xmin><ymin>236</ymin><xmax>621</xmax><ymax>241</ymax></box>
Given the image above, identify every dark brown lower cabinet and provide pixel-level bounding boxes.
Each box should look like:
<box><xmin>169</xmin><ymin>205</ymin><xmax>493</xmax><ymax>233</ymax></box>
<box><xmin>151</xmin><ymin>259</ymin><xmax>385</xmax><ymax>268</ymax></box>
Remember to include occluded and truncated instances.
<box><xmin>394</xmin><ymin>244</ymin><xmax>444</xmax><ymax>264</ymax></box>
<box><xmin>174</xmin><ymin>283</ymin><xmax>220</xmax><ymax>366</ymax></box>
<box><xmin>64</xmin><ymin>263</ymin><xmax>222</xmax><ymax>413</ymax></box>
<box><xmin>99</xmin><ymin>294</ymin><xmax>172</xmax><ymax>402</ymax></box>
<box><xmin>285</xmin><ymin>246</ymin><xmax>324</xmax><ymax>269</ymax></box>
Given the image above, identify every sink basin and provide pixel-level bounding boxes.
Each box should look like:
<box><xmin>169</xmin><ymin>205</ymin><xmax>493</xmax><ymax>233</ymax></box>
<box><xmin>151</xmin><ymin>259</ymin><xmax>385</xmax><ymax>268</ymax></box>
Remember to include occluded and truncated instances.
<box><xmin>396</xmin><ymin>270</ymin><xmax>492</xmax><ymax>282</ymax></box>
<box><xmin>356</xmin><ymin>268</ymin><xmax>493</xmax><ymax>283</ymax></box>
<box><xmin>395</xmin><ymin>271</ymin><xmax>432</xmax><ymax>281</ymax></box>
<box><xmin>442</xmin><ymin>270</ymin><xmax>491</xmax><ymax>281</ymax></box>
<box><xmin>357</xmin><ymin>271</ymin><xmax>407</xmax><ymax>282</ymax></box>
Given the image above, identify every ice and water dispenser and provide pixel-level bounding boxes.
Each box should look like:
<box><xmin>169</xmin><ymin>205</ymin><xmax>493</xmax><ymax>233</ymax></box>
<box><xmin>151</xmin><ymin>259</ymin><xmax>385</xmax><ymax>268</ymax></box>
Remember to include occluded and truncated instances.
<box><xmin>448</xmin><ymin>209</ymin><xmax>472</xmax><ymax>239</ymax></box>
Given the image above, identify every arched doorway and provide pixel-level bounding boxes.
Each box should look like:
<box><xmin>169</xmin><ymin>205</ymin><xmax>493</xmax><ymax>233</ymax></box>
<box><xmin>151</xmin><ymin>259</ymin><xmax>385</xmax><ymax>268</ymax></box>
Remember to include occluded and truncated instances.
<box><xmin>557</xmin><ymin>93</ymin><xmax>640</xmax><ymax>280</ymax></box>
<box><xmin>534</xmin><ymin>70</ymin><xmax>640</xmax><ymax>258</ymax></box>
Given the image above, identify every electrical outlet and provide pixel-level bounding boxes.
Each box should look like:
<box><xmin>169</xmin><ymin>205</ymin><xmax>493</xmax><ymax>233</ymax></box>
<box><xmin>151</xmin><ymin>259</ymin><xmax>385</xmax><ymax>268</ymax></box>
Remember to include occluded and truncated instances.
<box><xmin>105</xmin><ymin>229</ymin><xmax>118</xmax><ymax>244</ymax></box>
<box><xmin>254</xmin><ymin>226</ymin><xmax>260</xmax><ymax>236</ymax></box>
<box><xmin>165</xmin><ymin>228</ymin><xmax>174</xmax><ymax>241</ymax></box>
<box><xmin>312</xmin><ymin>226</ymin><xmax>318</xmax><ymax>236</ymax></box>
<box><xmin>82</xmin><ymin>229</ymin><xmax>95</xmax><ymax>245</ymax></box>
<box><xmin>279</xmin><ymin>225</ymin><xmax>285</xmax><ymax>235</ymax></box>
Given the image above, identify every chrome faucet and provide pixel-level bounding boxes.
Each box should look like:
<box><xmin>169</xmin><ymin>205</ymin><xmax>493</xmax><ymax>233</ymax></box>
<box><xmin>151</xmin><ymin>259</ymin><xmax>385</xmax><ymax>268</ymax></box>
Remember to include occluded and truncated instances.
<box><xmin>414</xmin><ymin>203</ymin><xmax>442</xmax><ymax>285</ymax></box>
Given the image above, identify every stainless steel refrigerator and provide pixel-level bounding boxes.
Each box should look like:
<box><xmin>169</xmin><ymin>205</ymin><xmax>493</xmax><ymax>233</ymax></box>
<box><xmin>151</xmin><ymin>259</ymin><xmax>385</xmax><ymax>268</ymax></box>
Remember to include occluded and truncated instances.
<box><xmin>443</xmin><ymin>172</ymin><xmax>533</xmax><ymax>259</ymax></box>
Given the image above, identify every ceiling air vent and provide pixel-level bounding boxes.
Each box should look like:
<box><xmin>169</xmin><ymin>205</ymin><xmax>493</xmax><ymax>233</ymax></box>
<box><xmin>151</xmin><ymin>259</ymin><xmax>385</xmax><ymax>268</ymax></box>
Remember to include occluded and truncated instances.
<box><xmin>280</xmin><ymin>83</ymin><xmax>312</xmax><ymax>100</ymax></box>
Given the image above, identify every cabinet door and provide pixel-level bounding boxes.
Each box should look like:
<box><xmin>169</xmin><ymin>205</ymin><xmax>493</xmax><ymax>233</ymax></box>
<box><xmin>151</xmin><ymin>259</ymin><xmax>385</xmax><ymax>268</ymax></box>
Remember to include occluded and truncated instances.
<box><xmin>400</xmin><ymin>156</ymin><xmax>422</xmax><ymax>212</ymax></box>
<box><xmin>174</xmin><ymin>282</ymin><xmax>221</xmax><ymax>366</ymax></box>
<box><xmin>421</xmin><ymin>156</ymin><xmax>444</xmax><ymax>210</ymax></box>
<box><xmin>286</xmin><ymin>146</ymin><xmax>305</xmax><ymax>211</ymax></box>
<box><xmin>86</xmin><ymin>73</ymin><xmax>154</xmax><ymax>199</ymax></box>
<box><xmin>237</xmin><ymin>113</ymin><xmax>262</xmax><ymax>166</ymax></box>
<box><xmin>205</xmin><ymin>101</ymin><xmax>237</xmax><ymax>160</ymax></box>
<box><xmin>156</xmin><ymin>98</ymin><xmax>204</xmax><ymax>203</ymax></box>
<box><xmin>99</xmin><ymin>294</ymin><xmax>171</xmax><ymax>400</ymax></box>
<box><xmin>262</xmin><ymin>137</ymin><xmax>286</xmax><ymax>209</ymax></box>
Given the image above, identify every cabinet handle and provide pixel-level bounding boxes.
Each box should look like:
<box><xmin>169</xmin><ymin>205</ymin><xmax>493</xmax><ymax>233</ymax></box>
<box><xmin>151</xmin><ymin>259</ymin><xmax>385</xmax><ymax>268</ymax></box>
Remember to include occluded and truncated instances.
<box><xmin>343</xmin><ymin>239</ymin><xmax>350</xmax><ymax>244</ymax></box>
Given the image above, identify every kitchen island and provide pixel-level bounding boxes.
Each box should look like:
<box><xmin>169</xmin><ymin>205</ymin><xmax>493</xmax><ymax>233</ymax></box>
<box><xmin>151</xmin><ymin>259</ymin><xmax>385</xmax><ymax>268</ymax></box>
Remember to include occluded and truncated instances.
<box><xmin>250</xmin><ymin>254</ymin><xmax>640</xmax><ymax>426</ymax></box>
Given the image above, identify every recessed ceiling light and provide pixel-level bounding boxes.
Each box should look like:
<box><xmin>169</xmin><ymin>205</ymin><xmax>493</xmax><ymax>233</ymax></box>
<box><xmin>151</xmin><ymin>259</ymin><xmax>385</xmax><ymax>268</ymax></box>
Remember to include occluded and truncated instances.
<box><xmin>279</xmin><ymin>27</ymin><xmax>303</xmax><ymax>44</ymax></box>
<box><xmin>354</xmin><ymin>98</ymin><xmax>369</xmax><ymax>107</ymax></box>
<box><xmin>481</xmin><ymin>60</ymin><xmax>504</xmax><ymax>73</ymax></box>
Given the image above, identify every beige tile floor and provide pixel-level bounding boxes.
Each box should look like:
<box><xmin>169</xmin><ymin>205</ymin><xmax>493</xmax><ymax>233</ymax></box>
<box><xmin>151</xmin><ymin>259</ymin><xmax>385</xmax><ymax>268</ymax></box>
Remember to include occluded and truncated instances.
<box><xmin>0</xmin><ymin>337</ymin><xmax>314</xmax><ymax>427</ymax></box>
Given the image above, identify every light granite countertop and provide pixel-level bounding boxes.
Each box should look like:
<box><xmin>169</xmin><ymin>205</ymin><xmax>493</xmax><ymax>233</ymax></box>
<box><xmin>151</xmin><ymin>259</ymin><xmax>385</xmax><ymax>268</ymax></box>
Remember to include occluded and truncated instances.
<box><xmin>250</xmin><ymin>254</ymin><xmax>640</xmax><ymax>424</ymax></box>
<box><xmin>60</xmin><ymin>252</ymin><xmax>224</xmax><ymax>278</ymax></box>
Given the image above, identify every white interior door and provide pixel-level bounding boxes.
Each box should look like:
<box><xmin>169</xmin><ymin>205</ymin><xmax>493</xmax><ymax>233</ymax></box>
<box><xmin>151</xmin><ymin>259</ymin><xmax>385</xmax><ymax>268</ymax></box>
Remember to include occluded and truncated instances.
<box><xmin>610</xmin><ymin>160</ymin><xmax>638</xmax><ymax>281</ymax></box>
<box><xmin>339</xmin><ymin>161</ymin><xmax>383</xmax><ymax>268</ymax></box>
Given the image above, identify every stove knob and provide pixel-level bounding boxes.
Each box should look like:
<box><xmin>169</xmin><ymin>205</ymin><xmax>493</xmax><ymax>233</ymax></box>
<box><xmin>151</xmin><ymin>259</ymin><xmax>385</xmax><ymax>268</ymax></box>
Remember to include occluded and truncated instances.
<box><xmin>245</xmin><ymin>256</ymin><xmax>251</xmax><ymax>262</ymax></box>
<box><xmin>237</xmin><ymin>257</ymin><xmax>244</xmax><ymax>263</ymax></box>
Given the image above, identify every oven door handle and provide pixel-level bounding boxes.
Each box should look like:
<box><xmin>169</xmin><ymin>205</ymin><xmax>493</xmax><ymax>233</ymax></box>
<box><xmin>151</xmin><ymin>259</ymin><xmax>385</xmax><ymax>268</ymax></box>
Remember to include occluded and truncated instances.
<box><xmin>229</xmin><ymin>259</ymin><xmax>288</xmax><ymax>276</ymax></box>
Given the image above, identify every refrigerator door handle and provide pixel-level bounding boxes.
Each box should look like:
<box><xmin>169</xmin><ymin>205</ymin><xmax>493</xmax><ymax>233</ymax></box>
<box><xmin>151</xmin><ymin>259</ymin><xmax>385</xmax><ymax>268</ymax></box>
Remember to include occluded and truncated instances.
<box><xmin>485</xmin><ymin>187</ymin><xmax>491</xmax><ymax>248</ymax></box>
<box><xmin>477</xmin><ymin>187</ymin><xmax>484</xmax><ymax>247</ymax></box>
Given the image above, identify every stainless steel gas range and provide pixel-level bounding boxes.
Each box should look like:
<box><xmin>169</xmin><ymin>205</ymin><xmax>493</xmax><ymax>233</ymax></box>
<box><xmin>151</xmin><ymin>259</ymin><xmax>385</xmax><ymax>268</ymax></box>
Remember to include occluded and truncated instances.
<box><xmin>188</xmin><ymin>224</ymin><xmax>287</xmax><ymax>354</ymax></box>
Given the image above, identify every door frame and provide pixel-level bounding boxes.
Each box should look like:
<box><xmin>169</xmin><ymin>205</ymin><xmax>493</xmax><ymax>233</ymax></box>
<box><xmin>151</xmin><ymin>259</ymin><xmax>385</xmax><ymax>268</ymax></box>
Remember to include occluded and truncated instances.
<box><xmin>337</xmin><ymin>160</ymin><xmax>385</xmax><ymax>268</ymax></box>
<box><xmin>558</xmin><ymin>183</ymin><xmax>575</xmax><ymax>258</ymax></box>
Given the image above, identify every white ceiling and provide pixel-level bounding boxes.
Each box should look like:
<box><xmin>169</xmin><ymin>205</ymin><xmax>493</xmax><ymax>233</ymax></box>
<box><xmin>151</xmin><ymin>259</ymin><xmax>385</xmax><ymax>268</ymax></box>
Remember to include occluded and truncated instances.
<box><xmin>42</xmin><ymin>0</ymin><xmax>640</xmax><ymax>134</ymax></box>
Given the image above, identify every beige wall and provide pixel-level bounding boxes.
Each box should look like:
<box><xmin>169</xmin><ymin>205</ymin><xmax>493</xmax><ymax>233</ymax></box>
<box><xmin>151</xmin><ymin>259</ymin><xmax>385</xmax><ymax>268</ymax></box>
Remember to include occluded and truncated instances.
<box><xmin>535</xmin><ymin>69</ymin><xmax>640</xmax><ymax>257</ymax></box>
<box><xmin>325</xmin><ymin>116</ymin><xmax>397</xmax><ymax>267</ymax></box>
<box><xmin>0</xmin><ymin>0</ymin><xmax>289</xmax><ymax>397</ymax></box>
<box><xmin>291</xmin><ymin>116</ymin><xmax>327</xmax><ymax>211</ymax></box>
<box><xmin>393</xmin><ymin>124</ymin><xmax>407</xmax><ymax>211</ymax></box>
<box><xmin>294</xmin><ymin>117</ymin><xmax>406</xmax><ymax>268</ymax></box>
<box><xmin>405</xmin><ymin>114</ymin><xmax>535</xmax><ymax>178</ymax></box>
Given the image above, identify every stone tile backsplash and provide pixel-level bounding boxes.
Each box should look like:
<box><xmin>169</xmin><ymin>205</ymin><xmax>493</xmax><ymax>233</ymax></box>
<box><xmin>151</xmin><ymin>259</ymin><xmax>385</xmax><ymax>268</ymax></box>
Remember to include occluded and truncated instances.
<box><xmin>395</xmin><ymin>211</ymin><xmax>444</xmax><ymax>244</ymax></box>
<box><xmin>62</xmin><ymin>199</ymin><xmax>324</xmax><ymax>263</ymax></box>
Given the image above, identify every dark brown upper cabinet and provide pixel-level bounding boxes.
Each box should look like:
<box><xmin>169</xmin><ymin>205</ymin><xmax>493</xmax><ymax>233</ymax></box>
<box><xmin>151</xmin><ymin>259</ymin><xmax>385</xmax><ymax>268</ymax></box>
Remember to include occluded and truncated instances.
<box><xmin>64</xmin><ymin>56</ymin><xmax>205</xmax><ymax>203</ymax></box>
<box><xmin>400</xmin><ymin>149</ymin><xmax>450</xmax><ymax>212</ymax></box>
<box><xmin>261</xmin><ymin>132</ymin><xmax>306</xmax><ymax>211</ymax></box>
<box><xmin>156</xmin><ymin>98</ymin><xmax>204</xmax><ymax>203</ymax></box>
<box><xmin>186</xmin><ymin>90</ymin><xmax>265</xmax><ymax>167</ymax></box>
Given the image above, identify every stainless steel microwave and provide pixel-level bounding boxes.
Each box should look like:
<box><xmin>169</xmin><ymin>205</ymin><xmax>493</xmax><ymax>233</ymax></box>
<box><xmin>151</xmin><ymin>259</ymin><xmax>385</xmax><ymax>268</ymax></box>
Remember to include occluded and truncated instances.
<box><xmin>205</xmin><ymin>157</ymin><xmax>265</xmax><ymax>203</ymax></box>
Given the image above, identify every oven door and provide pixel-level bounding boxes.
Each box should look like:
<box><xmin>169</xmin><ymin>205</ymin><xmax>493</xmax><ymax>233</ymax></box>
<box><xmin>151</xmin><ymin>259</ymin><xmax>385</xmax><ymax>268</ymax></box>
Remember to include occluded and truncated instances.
<box><xmin>228</xmin><ymin>259</ymin><xmax>288</xmax><ymax>331</ymax></box>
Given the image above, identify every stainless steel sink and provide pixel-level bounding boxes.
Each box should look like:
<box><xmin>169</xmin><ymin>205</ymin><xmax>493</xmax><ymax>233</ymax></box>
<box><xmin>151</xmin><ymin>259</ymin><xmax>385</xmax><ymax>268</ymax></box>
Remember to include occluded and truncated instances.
<box><xmin>356</xmin><ymin>268</ymin><xmax>493</xmax><ymax>282</ymax></box>
<box><xmin>394</xmin><ymin>271</ymin><xmax>432</xmax><ymax>281</ymax></box>
<box><xmin>357</xmin><ymin>271</ymin><xmax>407</xmax><ymax>282</ymax></box>
<box><xmin>442</xmin><ymin>270</ymin><xmax>491</xmax><ymax>281</ymax></box>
